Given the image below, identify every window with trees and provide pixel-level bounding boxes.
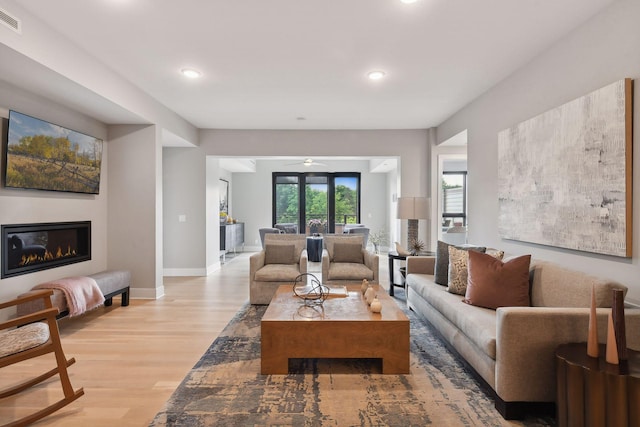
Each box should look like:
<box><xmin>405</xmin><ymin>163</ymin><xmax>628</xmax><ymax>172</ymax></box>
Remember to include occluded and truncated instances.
<box><xmin>273</xmin><ymin>173</ymin><xmax>360</xmax><ymax>234</ymax></box>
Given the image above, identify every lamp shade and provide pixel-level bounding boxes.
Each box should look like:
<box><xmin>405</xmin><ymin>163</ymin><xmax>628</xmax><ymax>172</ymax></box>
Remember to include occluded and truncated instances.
<box><xmin>397</xmin><ymin>197</ymin><xmax>430</xmax><ymax>220</ymax></box>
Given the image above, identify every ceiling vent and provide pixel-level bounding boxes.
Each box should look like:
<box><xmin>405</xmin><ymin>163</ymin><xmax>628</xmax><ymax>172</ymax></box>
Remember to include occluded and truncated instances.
<box><xmin>0</xmin><ymin>7</ymin><xmax>21</xmax><ymax>34</ymax></box>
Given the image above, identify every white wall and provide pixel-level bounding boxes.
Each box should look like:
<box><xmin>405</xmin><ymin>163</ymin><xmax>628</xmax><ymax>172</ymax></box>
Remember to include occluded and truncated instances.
<box><xmin>0</xmin><ymin>81</ymin><xmax>109</xmax><ymax>310</ymax></box>
<box><xmin>437</xmin><ymin>0</ymin><xmax>640</xmax><ymax>305</ymax></box>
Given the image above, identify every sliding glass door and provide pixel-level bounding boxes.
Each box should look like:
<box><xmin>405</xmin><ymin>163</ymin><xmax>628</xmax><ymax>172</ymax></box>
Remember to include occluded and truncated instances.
<box><xmin>273</xmin><ymin>172</ymin><xmax>360</xmax><ymax>234</ymax></box>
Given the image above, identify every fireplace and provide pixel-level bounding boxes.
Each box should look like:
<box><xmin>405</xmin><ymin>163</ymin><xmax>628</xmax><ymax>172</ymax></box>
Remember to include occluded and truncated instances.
<box><xmin>2</xmin><ymin>221</ymin><xmax>91</xmax><ymax>278</ymax></box>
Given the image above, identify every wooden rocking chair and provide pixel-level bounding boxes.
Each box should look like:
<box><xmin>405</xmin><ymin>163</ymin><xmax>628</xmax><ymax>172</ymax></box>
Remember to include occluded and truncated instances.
<box><xmin>0</xmin><ymin>290</ymin><xmax>84</xmax><ymax>426</ymax></box>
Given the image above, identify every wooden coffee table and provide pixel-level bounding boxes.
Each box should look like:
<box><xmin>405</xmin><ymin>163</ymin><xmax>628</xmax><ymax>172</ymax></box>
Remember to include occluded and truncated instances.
<box><xmin>261</xmin><ymin>284</ymin><xmax>410</xmax><ymax>374</ymax></box>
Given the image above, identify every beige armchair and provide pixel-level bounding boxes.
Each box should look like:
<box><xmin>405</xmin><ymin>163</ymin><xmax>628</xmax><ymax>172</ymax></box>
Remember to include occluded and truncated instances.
<box><xmin>250</xmin><ymin>234</ymin><xmax>308</xmax><ymax>304</ymax></box>
<box><xmin>322</xmin><ymin>234</ymin><xmax>378</xmax><ymax>285</ymax></box>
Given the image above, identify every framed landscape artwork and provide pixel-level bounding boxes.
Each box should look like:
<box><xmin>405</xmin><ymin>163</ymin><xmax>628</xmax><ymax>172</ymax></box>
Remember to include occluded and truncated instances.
<box><xmin>498</xmin><ymin>78</ymin><xmax>633</xmax><ymax>257</ymax></box>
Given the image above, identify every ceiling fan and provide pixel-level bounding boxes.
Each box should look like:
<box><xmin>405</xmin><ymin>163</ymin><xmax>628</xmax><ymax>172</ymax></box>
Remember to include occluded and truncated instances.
<box><xmin>286</xmin><ymin>158</ymin><xmax>328</xmax><ymax>167</ymax></box>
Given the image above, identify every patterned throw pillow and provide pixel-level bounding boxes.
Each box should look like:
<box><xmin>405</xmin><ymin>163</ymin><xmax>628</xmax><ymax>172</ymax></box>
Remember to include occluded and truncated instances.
<box><xmin>435</xmin><ymin>241</ymin><xmax>488</xmax><ymax>286</ymax></box>
<box><xmin>447</xmin><ymin>246</ymin><xmax>504</xmax><ymax>295</ymax></box>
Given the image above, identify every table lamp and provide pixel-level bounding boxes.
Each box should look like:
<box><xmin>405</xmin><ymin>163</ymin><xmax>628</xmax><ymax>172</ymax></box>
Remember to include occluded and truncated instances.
<box><xmin>396</xmin><ymin>197</ymin><xmax>430</xmax><ymax>249</ymax></box>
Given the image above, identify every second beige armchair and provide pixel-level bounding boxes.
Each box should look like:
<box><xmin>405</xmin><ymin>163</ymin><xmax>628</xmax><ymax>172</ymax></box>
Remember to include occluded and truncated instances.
<box><xmin>321</xmin><ymin>234</ymin><xmax>378</xmax><ymax>285</ymax></box>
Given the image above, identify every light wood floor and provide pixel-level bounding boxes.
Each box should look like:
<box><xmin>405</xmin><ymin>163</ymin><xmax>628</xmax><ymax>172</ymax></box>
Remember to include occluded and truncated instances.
<box><xmin>0</xmin><ymin>252</ymin><xmax>393</xmax><ymax>426</ymax></box>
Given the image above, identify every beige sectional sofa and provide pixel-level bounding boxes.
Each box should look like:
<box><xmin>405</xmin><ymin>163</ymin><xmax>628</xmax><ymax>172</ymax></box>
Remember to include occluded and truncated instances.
<box><xmin>405</xmin><ymin>255</ymin><xmax>640</xmax><ymax>419</ymax></box>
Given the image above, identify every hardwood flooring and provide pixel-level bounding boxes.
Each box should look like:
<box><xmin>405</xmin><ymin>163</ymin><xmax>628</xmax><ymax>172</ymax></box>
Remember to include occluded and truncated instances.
<box><xmin>0</xmin><ymin>252</ymin><xmax>393</xmax><ymax>426</ymax></box>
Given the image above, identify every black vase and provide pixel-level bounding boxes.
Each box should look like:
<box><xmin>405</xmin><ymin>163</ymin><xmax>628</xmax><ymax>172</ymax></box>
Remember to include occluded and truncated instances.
<box><xmin>612</xmin><ymin>289</ymin><xmax>627</xmax><ymax>361</ymax></box>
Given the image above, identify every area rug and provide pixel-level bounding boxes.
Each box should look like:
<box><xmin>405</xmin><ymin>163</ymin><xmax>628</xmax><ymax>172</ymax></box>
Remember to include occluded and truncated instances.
<box><xmin>151</xmin><ymin>292</ymin><xmax>554</xmax><ymax>427</ymax></box>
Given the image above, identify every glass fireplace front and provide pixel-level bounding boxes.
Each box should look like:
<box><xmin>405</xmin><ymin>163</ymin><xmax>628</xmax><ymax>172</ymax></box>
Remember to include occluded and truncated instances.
<box><xmin>1</xmin><ymin>221</ymin><xmax>91</xmax><ymax>278</ymax></box>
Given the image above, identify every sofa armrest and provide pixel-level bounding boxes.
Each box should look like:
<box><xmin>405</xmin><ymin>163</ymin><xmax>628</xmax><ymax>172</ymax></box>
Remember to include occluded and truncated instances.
<box><xmin>363</xmin><ymin>250</ymin><xmax>379</xmax><ymax>283</ymax></box>
<box><xmin>249</xmin><ymin>251</ymin><xmax>266</xmax><ymax>279</ymax></box>
<box><xmin>299</xmin><ymin>249</ymin><xmax>308</xmax><ymax>274</ymax></box>
<box><xmin>321</xmin><ymin>249</ymin><xmax>330</xmax><ymax>279</ymax></box>
<box><xmin>495</xmin><ymin>307</ymin><xmax>640</xmax><ymax>402</ymax></box>
<box><xmin>406</xmin><ymin>256</ymin><xmax>435</xmax><ymax>275</ymax></box>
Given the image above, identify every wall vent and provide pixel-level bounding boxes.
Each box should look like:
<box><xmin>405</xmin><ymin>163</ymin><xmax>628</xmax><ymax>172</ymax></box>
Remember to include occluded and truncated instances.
<box><xmin>0</xmin><ymin>7</ymin><xmax>21</xmax><ymax>34</ymax></box>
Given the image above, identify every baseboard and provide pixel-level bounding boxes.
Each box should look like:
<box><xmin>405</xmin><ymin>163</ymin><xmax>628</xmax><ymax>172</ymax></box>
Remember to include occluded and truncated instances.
<box><xmin>163</xmin><ymin>268</ymin><xmax>207</xmax><ymax>277</ymax></box>
<box><xmin>131</xmin><ymin>286</ymin><xmax>164</xmax><ymax>299</ymax></box>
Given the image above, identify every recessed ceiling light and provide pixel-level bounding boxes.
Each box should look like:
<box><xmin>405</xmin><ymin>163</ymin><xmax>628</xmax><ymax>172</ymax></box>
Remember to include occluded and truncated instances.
<box><xmin>400</xmin><ymin>0</ymin><xmax>418</xmax><ymax>4</ymax></box>
<box><xmin>367</xmin><ymin>70</ymin><xmax>386</xmax><ymax>80</ymax></box>
<box><xmin>181</xmin><ymin>68</ymin><xmax>202</xmax><ymax>79</ymax></box>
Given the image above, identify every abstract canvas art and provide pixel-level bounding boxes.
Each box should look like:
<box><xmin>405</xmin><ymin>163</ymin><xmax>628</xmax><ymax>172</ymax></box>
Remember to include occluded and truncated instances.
<box><xmin>498</xmin><ymin>79</ymin><xmax>633</xmax><ymax>257</ymax></box>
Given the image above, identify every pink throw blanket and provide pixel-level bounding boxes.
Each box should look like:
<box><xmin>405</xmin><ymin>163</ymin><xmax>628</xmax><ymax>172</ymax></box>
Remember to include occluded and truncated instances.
<box><xmin>35</xmin><ymin>276</ymin><xmax>105</xmax><ymax>317</ymax></box>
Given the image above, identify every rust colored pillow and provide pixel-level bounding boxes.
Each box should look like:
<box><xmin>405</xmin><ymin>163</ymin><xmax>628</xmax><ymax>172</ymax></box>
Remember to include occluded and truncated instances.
<box><xmin>464</xmin><ymin>251</ymin><xmax>531</xmax><ymax>310</ymax></box>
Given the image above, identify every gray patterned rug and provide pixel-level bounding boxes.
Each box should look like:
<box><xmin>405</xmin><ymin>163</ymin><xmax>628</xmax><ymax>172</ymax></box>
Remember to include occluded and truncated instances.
<box><xmin>150</xmin><ymin>291</ymin><xmax>554</xmax><ymax>426</ymax></box>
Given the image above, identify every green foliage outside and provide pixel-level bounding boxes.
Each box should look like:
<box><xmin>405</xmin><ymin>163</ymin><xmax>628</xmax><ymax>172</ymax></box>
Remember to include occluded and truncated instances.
<box><xmin>275</xmin><ymin>183</ymin><xmax>358</xmax><ymax>226</ymax></box>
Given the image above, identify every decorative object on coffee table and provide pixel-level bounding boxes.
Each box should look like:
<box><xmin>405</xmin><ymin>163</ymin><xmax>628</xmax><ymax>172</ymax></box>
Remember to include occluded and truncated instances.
<box><xmin>370</xmin><ymin>296</ymin><xmax>382</xmax><ymax>313</ymax></box>
<box><xmin>292</xmin><ymin>273</ymin><xmax>329</xmax><ymax>305</ymax></box>
<box><xmin>361</xmin><ymin>279</ymin><xmax>369</xmax><ymax>295</ymax></box>
<box><xmin>364</xmin><ymin>284</ymin><xmax>375</xmax><ymax>305</ymax></box>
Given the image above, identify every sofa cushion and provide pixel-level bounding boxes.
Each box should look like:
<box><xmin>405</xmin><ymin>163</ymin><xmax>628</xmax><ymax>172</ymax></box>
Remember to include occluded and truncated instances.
<box><xmin>265</xmin><ymin>244</ymin><xmax>296</xmax><ymax>264</ymax></box>
<box><xmin>407</xmin><ymin>274</ymin><xmax>497</xmax><ymax>359</ymax></box>
<box><xmin>333</xmin><ymin>243</ymin><xmax>363</xmax><ymax>263</ymax></box>
<box><xmin>324</xmin><ymin>235</ymin><xmax>364</xmax><ymax>259</ymax></box>
<box><xmin>464</xmin><ymin>251</ymin><xmax>531</xmax><ymax>310</ymax></box>
<box><xmin>328</xmin><ymin>263</ymin><xmax>374</xmax><ymax>281</ymax></box>
<box><xmin>435</xmin><ymin>241</ymin><xmax>486</xmax><ymax>286</ymax></box>
<box><xmin>447</xmin><ymin>246</ymin><xmax>498</xmax><ymax>295</ymax></box>
<box><xmin>254</xmin><ymin>264</ymin><xmax>301</xmax><ymax>282</ymax></box>
<box><xmin>530</xmin><ymin>260</ymin><xmax>628</xmax><ymax>308</ymax></box>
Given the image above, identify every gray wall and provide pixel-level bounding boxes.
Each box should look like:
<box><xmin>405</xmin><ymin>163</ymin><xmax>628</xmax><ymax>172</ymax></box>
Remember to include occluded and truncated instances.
<box><xmin>108</xmin><ymin>124</ymin><xmax>164</xmax><ymax>298</ymax></box>
<box><xmin>437</xmin><ymin>0</ymin><xmax>640</xmax><ymax>305</ymax></box>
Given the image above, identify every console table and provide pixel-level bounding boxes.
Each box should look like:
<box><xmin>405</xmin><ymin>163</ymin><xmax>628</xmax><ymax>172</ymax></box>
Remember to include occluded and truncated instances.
<box><xmin>220</xmin><ymin>223</ymin><xmax>244</xmax><ymax>260</ymax></box>
<box><xmin>556</xmin><ymin>342</ymin><xmax>640</xmax><ymax>427</ymax></box>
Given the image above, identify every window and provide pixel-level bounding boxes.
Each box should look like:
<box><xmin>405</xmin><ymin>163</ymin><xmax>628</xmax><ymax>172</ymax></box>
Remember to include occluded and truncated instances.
<box><xmin>273</xmin><ymin>172</ymin><xmax>360</xmax><ymax>234</ymax></box>
<box><xmin>442</xmin><ymin>171</ymin><xmax>466</xmax><ymax>229</ymax></box>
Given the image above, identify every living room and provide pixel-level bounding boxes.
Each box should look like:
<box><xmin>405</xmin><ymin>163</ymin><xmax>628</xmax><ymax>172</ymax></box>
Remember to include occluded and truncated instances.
<box><xmin>1</xmin><ymin>0</ymin><xmax>639</xmax><ymax>425</ymax></box>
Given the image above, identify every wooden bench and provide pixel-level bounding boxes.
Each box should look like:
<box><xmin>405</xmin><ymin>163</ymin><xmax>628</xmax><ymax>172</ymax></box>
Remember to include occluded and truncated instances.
<box><xmin>17</xmin><ymin>270</ymin><xmax>131</xmax><ymax>319</ymax></box>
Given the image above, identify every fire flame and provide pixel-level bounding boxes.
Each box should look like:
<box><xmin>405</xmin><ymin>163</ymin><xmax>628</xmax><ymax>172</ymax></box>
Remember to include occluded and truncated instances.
<box><xmin>20</xmin><ymin>245</ymin><xmax>77</xmax><ymax>266</ymax></box>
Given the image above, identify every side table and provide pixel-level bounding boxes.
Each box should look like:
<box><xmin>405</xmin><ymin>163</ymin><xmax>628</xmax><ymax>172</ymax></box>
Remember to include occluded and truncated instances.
<box><xmin>556</xmin><ymin>342</ymin><xmax>640</xmax><ymax>427</ymax></box>
<box><xmin>306</xmin><ymin>236</ymin><xmax>323</xmax><ymax>262</ymax></box>
<box><xmin>387</xmin><ymin>251</ymin><xmax>434</xmax><ymax>297</ymax></box>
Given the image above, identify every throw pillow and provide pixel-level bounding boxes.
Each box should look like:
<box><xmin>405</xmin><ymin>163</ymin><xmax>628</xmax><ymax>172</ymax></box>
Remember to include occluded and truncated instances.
<box><xmin>447</xmin><ymin>246</ymin><xmax>502</xmax><ymax>295</ymax></box>
<box><xmin>264</xmin><ymin>244</ymin><xmax>296</xmax><ymax>264</ymax></box>
<box><xmin>434</xmin><ymin>240</ymin><xmax>451</xmax><ymax>285</ymax></box>
<box><xmin>447</xmin><ymin>246</ymin><xmax>471</xmax><ymax>295</ymax></box>
<box><xmin>435</xmin><ymin>241</ymin><xmax>487</xmax><ymax>286</ymax></box>
<box><xmin>464</xmin><ymin>251</ymin><xmax>532</xmax><ymax>310</ymax></box>
<box><xmin>333</xmin><ymin>243</ymin><xmax>363</xmax><ymax>263</ymax></box>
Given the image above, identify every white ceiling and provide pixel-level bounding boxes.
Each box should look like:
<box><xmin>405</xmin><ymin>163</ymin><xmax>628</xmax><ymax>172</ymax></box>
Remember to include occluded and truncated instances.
<box><xmin>6</xmin><ymin>0</ymin><xmax>614</xmax><ymax>130</ymax></box>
